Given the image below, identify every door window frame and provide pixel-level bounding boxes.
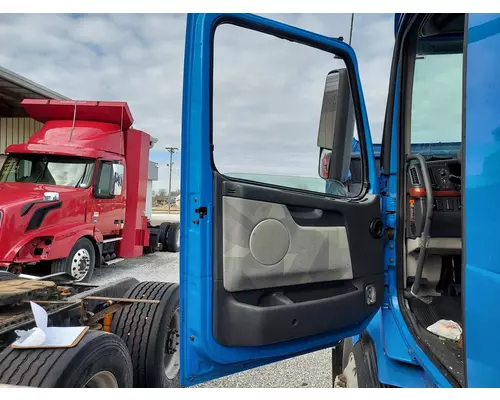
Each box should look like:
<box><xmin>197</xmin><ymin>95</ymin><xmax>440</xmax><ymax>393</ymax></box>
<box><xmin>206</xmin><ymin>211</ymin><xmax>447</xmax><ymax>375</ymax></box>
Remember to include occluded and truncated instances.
<box><xmin>208</xmin><ymin>15</ymin><xmax>375</xmax><ymax>201</ymax></box>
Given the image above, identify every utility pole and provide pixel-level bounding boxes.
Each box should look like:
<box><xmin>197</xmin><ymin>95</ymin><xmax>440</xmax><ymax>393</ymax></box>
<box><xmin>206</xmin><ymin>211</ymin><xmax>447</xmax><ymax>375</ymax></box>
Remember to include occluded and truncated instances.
<box><xmin>348</xmin><ymin>13</ymin><xmax>355</xmax><ymax>46</ymax></box>
<box><xmin>335</xmin><ymin>14</ymin><xmax>355</xmax><ymax>59</ymax></box>
<box><xmin>165</xmin><ymin>146</ymin><xmax>179</xmax><ymax>214</ymax></box>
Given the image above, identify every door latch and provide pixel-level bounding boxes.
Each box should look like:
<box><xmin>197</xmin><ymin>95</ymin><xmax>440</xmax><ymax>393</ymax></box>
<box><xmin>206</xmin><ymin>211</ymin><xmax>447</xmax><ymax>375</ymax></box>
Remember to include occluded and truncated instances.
<box><xmin>195</xmin><ymin>206</ymin><xmax>207</xmax><ymax>219</ymax></box>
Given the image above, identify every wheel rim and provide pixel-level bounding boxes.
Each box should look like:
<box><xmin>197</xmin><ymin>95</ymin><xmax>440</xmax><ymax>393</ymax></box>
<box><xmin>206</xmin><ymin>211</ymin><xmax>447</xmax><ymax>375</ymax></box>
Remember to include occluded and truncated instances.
<box><xmin>343</xmin><ymin>352</ymin><xmax>358</xmax><ymax>388</ymax></box>
<box><xmin>71</xmin><ymin>248</ymin><xmax>91</xmax><ymax>281</ymax></box>
<box><xmin>83</xmin><ymin>371</ymin><xmax>118</xmax><ymax>388</ymax></box>
<box><xmin>164</xmin><ymin>308</ymin><xmax>180</xmax><ymax>380</ymax></box>
<box><xmin>175</xmin><ymin>228</ymin><xmax>180</xmax><ymax>249</ymax></box>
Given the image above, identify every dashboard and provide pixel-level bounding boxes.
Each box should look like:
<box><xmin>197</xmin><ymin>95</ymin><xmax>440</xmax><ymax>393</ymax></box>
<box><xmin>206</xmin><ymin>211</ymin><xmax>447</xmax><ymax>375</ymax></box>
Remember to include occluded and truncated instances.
<box><xmin>406</xmin><ymin>158</ymin><xmax>462</xmax><ymax>238</ymax></box>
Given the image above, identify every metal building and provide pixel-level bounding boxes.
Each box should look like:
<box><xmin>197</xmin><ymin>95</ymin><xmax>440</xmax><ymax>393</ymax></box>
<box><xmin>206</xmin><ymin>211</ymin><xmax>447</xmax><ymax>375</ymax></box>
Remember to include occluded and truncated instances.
<box><xmin>0</xmin><ymin>66</ymin><xmax>70</xmax><ymax>166</ymax></box>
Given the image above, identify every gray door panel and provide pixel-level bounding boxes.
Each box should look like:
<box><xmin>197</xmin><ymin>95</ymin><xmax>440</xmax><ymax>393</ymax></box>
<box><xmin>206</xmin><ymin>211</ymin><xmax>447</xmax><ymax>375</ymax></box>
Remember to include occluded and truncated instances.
<box><xmin>213</xmin><ymin>173</ymin><xmax>384</xmax><ymax>347</ymax></box>
<box><xmin>223</xmin><ymin>196</ymin><xmax>352</xmax><ymax>292</ymax></box>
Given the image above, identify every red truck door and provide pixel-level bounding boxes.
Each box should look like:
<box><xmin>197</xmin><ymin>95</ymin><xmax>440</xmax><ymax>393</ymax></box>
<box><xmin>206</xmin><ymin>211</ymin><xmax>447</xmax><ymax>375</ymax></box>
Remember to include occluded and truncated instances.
<box><xmin>92</xmin><ymin>160</ymin><xmax>126</xmax><ymax>237</ymax></box>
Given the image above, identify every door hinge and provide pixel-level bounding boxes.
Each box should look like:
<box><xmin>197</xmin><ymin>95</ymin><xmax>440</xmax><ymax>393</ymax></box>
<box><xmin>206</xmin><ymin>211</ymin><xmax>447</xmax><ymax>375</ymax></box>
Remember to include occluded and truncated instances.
<box><xmin>384</xmin><ymin>228</ymin><xmax>395</xmax><ymax>241</ymax></box>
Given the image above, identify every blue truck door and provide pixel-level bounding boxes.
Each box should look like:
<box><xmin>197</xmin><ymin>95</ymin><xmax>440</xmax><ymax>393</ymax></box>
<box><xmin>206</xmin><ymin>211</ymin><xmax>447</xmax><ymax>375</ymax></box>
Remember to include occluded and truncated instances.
<box><xmin>464</xmin><ymin>13</ymin><xmax>500</xmax><ymax>387</ymax></box>
<box><xmin>180</xmin><ymin>13</ymin><xmax>383</xmax><ymax>387</ymax></box>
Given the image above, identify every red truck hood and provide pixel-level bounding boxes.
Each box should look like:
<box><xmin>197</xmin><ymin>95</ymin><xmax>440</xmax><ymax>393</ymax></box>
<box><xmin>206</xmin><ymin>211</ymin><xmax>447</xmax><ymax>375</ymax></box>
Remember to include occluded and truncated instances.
<box><xmin>0</xmin><ymin>182</ymin><xmax>83</xmax><ymax>207</ymax></box>
<box><xmin>0</xmin><ymin>182</ymin><xmax>90</xmax><ymax>264</ymax></box>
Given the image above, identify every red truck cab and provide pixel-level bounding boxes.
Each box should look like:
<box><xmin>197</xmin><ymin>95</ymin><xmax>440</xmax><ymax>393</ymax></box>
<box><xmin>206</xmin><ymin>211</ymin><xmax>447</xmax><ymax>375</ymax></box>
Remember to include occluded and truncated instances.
<box><xmin>0</xmin><ymin>99</ymin><xmax>176</xmax><ymax>282</ymax></box>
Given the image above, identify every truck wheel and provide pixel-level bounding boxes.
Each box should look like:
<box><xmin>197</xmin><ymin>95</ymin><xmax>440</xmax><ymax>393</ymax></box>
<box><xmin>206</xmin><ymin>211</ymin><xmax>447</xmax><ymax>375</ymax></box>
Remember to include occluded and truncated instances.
<box><xmin>331</xmin><ymin>342</ymin><xmax>343</xmax><ymax>387</ymax></box>
<box><xmin>337</xmin><ymin>335</ymin><xmax>388</xmax><ymax>388</ymax></box>
<box><xmin>111</xmin><ymin>281</ymin><xmax>180</xmax><ymax>388</ymax></box>
<box><xmin>166</xmin><ymin>222</ymin><xmax>180</xmax><ymax>252</ymax></box>
<box><xmin>51</xmin><ymin>237</ymin><xmax>96</xmax><ymax>282</ymax></box>
<box><xmin>333</xmin><ymin>337</ymin><xmax>358</xmax><ymax>388</ymax></box>
<box><xmin>0</xmin><ymin>271</ymin><xmax>18</xmax><ymax>281</ymax></box>
<box><xmin>340</xmin><ymin>337</ymin><xmax>359</xmax><ymax>388</ymax></box>
<box><xmin>159</xmin><ymin>222</ymin><xmax>170</xmax><ymax>249</ymax></box>
<box><xmin>0</xmin><ymin>330</ymin><xmax>133</xmax><ymax>387</ymax></box>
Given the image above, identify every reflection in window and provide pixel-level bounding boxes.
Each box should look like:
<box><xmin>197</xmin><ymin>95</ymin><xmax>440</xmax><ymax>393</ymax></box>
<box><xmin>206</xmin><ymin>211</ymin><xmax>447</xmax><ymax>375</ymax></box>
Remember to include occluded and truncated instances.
<box><xmin>97</xmin><ymin>163</ymin><xmax>113</xmax><ymax>195</ymax></box>
<box><xmin>0</xmin><ymin>154</ymin><xmax>95</xmax><ymax>187</ymax></box>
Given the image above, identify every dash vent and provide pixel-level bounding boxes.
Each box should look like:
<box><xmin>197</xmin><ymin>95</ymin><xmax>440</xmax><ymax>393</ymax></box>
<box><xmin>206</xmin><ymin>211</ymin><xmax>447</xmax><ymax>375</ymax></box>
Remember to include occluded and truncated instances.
<box><xmin>409</xmin><ymin>167</ymin><xmax>420</xmax><ymax>186</ymax></box>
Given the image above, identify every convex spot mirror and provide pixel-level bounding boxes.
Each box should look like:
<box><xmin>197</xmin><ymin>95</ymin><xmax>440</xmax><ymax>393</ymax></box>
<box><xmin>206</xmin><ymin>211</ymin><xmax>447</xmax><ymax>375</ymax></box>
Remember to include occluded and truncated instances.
<box><xmin>317</xmin><ymin>68</ymin><xmax>355</xmax><ymax>183</ymax></box>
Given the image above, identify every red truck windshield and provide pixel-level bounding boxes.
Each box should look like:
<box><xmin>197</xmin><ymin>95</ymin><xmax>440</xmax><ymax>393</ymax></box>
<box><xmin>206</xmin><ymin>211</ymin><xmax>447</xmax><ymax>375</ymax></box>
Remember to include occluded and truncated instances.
<box><xmin>0</xmin><ymin>154</ymin><xmax>95</xmax><ymax>188</ymax></box>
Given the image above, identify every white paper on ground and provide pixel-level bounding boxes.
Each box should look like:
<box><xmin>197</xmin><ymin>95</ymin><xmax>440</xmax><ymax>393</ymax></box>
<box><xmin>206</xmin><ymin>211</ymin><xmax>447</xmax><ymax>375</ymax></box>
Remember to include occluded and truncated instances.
<box><xmin>427</xmin><ymin>319</ymin><xmax>462</xmax><ymax>341</ymax></box>
<box><xmin>12</xmin><ymin>301</ymin><xmax>87</xmax><ymax>348</ymax></box>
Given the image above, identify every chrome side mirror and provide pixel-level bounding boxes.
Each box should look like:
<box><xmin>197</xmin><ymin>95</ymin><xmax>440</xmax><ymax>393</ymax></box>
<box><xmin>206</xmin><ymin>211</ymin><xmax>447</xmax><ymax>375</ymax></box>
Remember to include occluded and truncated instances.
<box><xmin>43</xmin><ymin>192</ymin><xmax>59</xmax><ymax>202</ymax></box>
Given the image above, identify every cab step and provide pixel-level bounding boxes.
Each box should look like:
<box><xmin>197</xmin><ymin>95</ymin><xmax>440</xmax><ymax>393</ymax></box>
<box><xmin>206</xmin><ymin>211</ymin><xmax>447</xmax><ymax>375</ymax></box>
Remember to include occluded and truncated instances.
<box><xmin>102</xmin><ymin>258</ymin><xmax>125</xmax><ymax>266</ymax></box>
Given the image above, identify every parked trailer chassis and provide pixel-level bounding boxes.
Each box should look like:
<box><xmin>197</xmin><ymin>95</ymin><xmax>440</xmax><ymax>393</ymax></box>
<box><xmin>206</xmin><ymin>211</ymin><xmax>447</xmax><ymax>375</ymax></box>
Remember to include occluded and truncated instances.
<box><xmin>0</xmin><ymin>273</ymin><xmax>180</xmax><ymax>388</ymax></box>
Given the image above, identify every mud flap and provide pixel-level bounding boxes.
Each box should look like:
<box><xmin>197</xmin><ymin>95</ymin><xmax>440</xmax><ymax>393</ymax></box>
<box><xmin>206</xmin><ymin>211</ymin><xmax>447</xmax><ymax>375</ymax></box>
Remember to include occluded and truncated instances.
<box><xmin>352</xmin><ymin>333</ymin><xmax>394</xmax><ymax>388</ymax></box>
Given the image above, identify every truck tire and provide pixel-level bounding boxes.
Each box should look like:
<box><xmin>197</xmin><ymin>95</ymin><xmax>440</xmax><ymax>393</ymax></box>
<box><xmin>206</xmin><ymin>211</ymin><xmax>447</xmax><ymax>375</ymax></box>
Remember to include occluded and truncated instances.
<box><xmin>0</xmin><ymin>271</ymin><xmax>18</xmax><ymax>281</ymax></box>
<box><xmin>331</xmin><ymin>342</ymin><xmax>343</xmax><ymax>387</ymax></box>
<box><xmin>166</xmin><ymin>222</ymin><xmax>180</xmax><ymax>252</ymax></box>
<box><xmin>0</xmin><ymin>330</ymin><xmax>133</xmax><ymax>388</ymax></box>
<box><xmin>338</xmin><ymin>335</ymin><xmax>390</xmax><ymax>388</ymax></box>
<box><xmin>159</xmin><ymin>222</ymin><xmax>170</xmax><ymax>249</ymax></box>
<box><xmin>341</xmin><ymin>337</ymin><xmax>358</xmax><ymax>387</ymax></box>
<box><xmin>51</xmin><ymin>237</ymin><xmax>96</xmax><ymax>282</ymax></box>
<box><xmin>111</xmin><ymin>281</ymin><xmax>180</xmax><ymax>388</ymax></box>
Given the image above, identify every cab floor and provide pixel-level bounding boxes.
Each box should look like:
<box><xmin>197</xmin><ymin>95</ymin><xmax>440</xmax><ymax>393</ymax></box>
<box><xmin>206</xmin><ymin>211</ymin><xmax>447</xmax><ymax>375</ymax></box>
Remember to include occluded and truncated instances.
<box><xmin>409</xmin><ymin>296</ymin><xmax>462</xmax><ymax>327</ymax></box>
<box><xmin>408</xmin><ymin>296</ymin><xmax>465</xmax><ymax>387</ymax></box>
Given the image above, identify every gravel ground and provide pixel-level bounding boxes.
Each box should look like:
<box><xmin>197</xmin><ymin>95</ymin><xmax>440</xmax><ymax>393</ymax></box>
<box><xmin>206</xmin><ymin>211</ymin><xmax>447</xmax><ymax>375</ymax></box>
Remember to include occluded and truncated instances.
<box><xmin>90</xmin><ymin>213</ymin><xmax>332</xmax><ymax>388</ymax></box>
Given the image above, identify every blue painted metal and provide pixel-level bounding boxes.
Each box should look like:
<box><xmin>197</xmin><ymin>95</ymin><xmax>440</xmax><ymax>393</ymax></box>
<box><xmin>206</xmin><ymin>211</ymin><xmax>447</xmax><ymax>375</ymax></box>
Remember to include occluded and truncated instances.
<box><xmin>380</xmin><ymin>307</ymin><xmax>417</xmax><ymax>366</ymax></box>
<box><xmin>464</xmin><ymin>13</ymin><xmax>500</xmax><ymax>388</ymax></box>
<box><xmin>351</xmin><ymin>334</ymin><xmax>360</xmax><ymax>345</ymax></box>
<box><xmin>384</xmin><ymin>294</ymin><xmax>453</xmax><ymax>387</ymax></box>
<box><xmin>366</xmin><ymin>311</ymin><xmax>431</xmax><ymax>387</ymax></box>
<box><xmin>372</xmin><ymin>65</ymin><xmax>454</xmax><ymax>388</ymax></box>
<box><xmin>180</xmin><ymin>13</ymin><xmax>380</xmax><ymax>387</ymax></box>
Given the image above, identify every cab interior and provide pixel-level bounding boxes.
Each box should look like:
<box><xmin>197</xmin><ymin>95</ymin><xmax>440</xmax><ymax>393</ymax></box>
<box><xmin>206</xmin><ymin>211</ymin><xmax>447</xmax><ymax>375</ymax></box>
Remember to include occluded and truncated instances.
<box><xmin>343</xmin><ymin>13</ymin><xmax>465</xmax><ymax>387</ymax></box>
<box><xmin>401</xmin><ymin>13</ymin><xmax>465</xmax><ymax>386</ymax></box>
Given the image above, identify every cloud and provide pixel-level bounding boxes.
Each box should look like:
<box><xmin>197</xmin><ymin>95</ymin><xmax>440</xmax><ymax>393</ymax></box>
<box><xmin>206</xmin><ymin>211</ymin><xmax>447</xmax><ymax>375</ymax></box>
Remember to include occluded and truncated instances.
<box><xmin>0</xmin><ymin>13</ymin><xmax>394</xmax><ymax>191</ymax></box>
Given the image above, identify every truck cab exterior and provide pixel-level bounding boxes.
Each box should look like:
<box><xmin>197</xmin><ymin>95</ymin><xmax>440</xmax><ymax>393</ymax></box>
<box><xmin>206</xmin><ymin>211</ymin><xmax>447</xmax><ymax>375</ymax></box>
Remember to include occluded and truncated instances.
<box><xmin>180</xmin><ymin>13</ymin><xmax>499</xmax><ymax>388</ymax></box>
<box><xmin>0</xmin><ymin>100</ymin><xmax>157</xmax><ymax>282</ymax></box>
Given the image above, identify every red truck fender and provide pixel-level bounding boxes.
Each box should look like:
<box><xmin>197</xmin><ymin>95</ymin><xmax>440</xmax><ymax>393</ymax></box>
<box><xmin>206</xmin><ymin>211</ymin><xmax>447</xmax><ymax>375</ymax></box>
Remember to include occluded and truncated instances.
<box><xmin>9</xmin><ymin>222</ymin><xmax>104</xmax><ymax>264</ymax></box>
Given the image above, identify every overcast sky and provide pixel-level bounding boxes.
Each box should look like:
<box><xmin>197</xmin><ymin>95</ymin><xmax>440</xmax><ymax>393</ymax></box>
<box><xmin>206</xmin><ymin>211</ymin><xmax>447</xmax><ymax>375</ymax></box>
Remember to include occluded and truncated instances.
<box><xmin>0</xmin><ymin>13</ymin><xmax>395</xmax><ymax>191</ymax></box>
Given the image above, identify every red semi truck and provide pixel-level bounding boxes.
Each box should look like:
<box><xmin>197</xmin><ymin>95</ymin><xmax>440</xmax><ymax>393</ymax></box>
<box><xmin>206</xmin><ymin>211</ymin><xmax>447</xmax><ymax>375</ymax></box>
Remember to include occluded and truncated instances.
<box><xmin>0</xmin><ymin>99</ymin><xmax>179</xmax><ymax>282</ymax></box>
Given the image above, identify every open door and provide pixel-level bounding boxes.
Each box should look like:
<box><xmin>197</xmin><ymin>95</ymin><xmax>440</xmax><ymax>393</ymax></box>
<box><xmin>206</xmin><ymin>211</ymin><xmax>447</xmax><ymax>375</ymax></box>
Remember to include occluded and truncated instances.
<box><xmin>463</xmin><ymin>13</ymin><xmax>500</xmax><ymax>387</ymax></box>
<box><xmin>180</xmin><ymin>13</ymin><xmax>384</xmax><ymax>387</ymax></box>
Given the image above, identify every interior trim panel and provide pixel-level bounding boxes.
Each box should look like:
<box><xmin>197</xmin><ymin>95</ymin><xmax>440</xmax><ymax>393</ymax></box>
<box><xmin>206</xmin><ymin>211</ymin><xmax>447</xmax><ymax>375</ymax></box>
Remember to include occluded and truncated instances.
<box><xmin>222</xmin><ymin>196</ymin><xmax>353</xmax><ymax>292</ymax></box>
<box><xmin>213</xmin><ymin>172</ymin><xmax>384</xmax><ymax>347</ymax></box>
